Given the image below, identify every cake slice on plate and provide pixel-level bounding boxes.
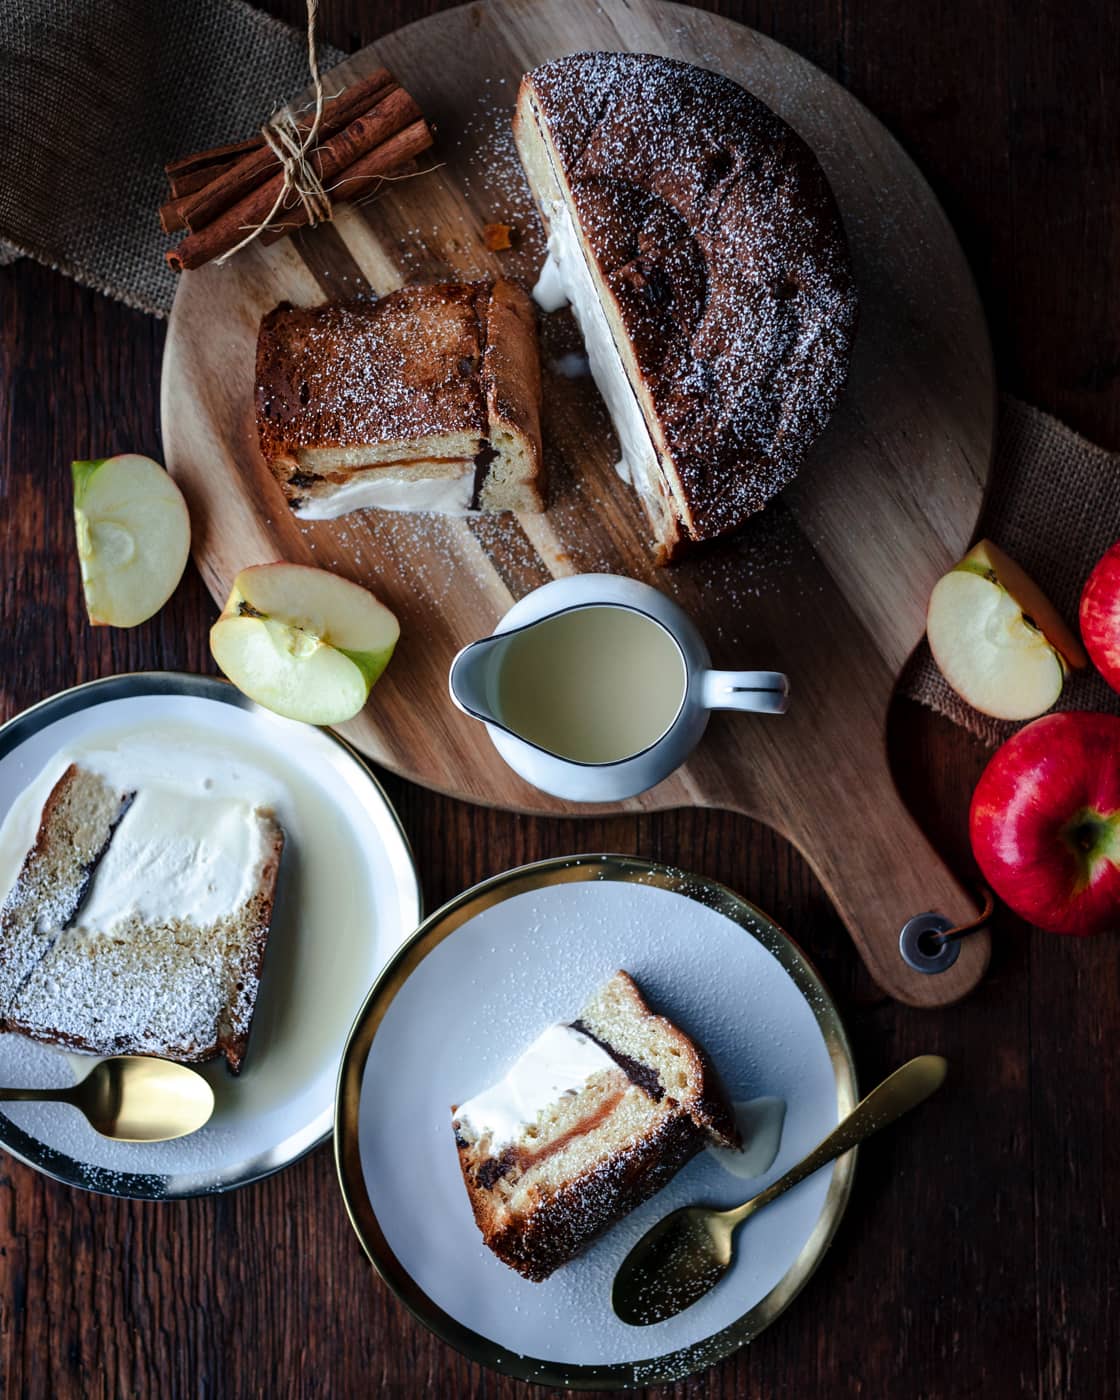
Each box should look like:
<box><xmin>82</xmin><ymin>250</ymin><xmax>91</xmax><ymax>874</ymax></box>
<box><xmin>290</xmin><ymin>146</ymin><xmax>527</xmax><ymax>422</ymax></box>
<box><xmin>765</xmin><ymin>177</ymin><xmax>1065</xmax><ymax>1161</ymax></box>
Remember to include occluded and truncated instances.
<box><xmin>256</xmin><ymin>279</ymin><xmax>545</xmax><ymax>519</ymax></box>
<box><xmin>452</xmin><ymin>970</ymin><xmax>739</xmax><ymax>1281</ymax></box>
<box><xmin>513</xmin><ymin>51</ymin><xmax>858</xmax><ymax>562</ymax></box>
<box><xmin>0</xmin><ymin>763</ymin><xmax>283</xmax><ymax>1074</ymax></box>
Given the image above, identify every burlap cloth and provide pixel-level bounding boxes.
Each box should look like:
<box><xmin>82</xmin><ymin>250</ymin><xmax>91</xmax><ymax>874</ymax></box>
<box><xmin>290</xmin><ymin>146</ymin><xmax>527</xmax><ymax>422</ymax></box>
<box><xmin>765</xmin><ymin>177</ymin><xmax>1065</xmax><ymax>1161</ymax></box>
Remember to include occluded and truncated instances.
<box><xmin>900</xmin><ymin>397</ymin><xmax>1120</xmax><ymax>743</ymax></box>
<box><xmin>0</xmin><ymin>0</ymin><xmax>342</xmax><ymax>316</ymax></box>
<box><xmin>2</xmin><ymin>2</ymin><xmax>1117</xmax><ymax>746</ymax></box>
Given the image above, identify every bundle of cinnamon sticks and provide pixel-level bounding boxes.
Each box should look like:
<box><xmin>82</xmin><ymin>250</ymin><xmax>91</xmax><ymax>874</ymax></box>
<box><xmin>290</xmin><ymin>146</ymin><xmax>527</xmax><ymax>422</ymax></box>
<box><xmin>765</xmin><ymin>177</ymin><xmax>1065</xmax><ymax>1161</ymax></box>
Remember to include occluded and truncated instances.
<box><xmin>162</xmin><ymin>68</ymin><xmax>433</xmax><ymax>272</ymax></box>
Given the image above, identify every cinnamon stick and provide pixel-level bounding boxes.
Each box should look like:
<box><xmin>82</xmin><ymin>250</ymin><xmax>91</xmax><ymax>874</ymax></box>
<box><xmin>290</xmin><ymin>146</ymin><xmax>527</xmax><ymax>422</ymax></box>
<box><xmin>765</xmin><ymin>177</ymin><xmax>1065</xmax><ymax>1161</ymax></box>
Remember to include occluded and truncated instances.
<box><xmin>260</xmin><ymin>118</ymin><xmax>435</xmax><ymax>244</ymax></box>
<box><xmin>165</xmin><ymin>136</ymin><xmax>264</xmax><ymax>195</ymax></box>
<box><xmin>162</xmin><ymin>174</ymin><xmax>239</xmax><ymax>233</ymax></box>
<box><xmin>165</xmin><ymin>161</ymin><xmax>237</xmax><ymax>206</ymax></box>
<box><xmin>166</xmin><ymin>88</ymin><xmax>425</xmax><ymax>272</ymax></box>
<box><xmin>160</xmin><ymin>196</ymin><xmax>189</xmax><ymax>235</ymax></box>
<box><xmin>172</xmin><ymin>67</ymin><xmax>395</xmax><ymax>235</ymax></box>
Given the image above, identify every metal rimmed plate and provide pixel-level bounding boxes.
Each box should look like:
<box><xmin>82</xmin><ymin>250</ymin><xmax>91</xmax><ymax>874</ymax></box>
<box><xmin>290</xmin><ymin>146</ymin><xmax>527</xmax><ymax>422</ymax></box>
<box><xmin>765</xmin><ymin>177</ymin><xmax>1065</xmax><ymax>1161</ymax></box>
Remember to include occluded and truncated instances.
<box><xmin>335</xmin><ymin>855</ymin><xmax>856</xmax><ymax>1389</ymax></box>
<box><xmin>0</xmin><ymin>673</ymin><xmax>420</xmax><ymax>1199</ymax></box>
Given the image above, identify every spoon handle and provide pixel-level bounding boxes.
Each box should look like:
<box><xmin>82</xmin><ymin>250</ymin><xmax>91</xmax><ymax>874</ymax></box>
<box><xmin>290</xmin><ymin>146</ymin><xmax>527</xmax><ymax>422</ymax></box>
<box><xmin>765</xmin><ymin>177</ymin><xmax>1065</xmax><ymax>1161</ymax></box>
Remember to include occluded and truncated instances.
<box><xmin>0</xmin><ymin>1087</ymin><xmax>75</xmax><ymax>1103</ymax></box>
<box><xmin>726</xmin><ymin>1054</ymin><xmax>948</xmax><ymax>1227</ymax></box>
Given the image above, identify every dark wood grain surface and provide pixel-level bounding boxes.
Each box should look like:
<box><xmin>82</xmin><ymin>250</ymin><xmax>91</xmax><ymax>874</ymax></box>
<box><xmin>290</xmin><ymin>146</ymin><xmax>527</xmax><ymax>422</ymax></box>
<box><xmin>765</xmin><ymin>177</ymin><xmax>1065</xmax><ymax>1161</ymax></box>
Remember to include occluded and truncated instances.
<box><xmin>1</xmin><ymin>2</ymin><xmax>1117</xmax><ymax>1397</ymax></box>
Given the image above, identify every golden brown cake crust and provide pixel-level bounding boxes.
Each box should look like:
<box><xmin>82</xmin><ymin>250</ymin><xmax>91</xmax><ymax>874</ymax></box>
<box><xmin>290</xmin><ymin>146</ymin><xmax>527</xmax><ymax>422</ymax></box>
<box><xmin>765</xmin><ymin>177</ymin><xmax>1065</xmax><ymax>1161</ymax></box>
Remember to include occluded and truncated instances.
<box><xmin>515</xmin><ymin>51</ymin><xmax>858</xmax><ymax>553</ymax></box>
<box><xmin>254</xmin><ymin>279</ymin><xmax>544</xmax><ymax>510</ymax></box>
<box><xmin>215</xmin><ymin>823</ymin><xmax>284</xmax><ymax>1075</ymax></box>
<box><xmin>474</xmin><ymin>1112</ymin><xmax>708</xmax><ymax>1282</ymax></box>
<box><xmin>594</xmin><ymin>970</ymin><xmax>739</xmax><ymax>1148</ymax></box>
<box><xmin>479</xmin><ymin>277</ymin><xmax>545</xmax><ymax>503</ymax></box>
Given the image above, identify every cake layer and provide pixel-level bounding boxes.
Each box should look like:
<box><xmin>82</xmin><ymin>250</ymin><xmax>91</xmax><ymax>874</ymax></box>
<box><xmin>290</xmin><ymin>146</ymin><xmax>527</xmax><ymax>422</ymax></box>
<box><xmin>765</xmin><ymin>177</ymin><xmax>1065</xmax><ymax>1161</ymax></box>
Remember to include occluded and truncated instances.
<box><xmin>0</xmin><ymin>765</ymin><xmax>133</xmax><ymax>1014</ymax></box>
<box><xmin>531</xmin><ymin>185</ymin><xmax>681</xmax><ymax>549</ymax></box>
<box><xmin>453</xmin><ymin>970</ymin><xmax>739</xmax><ymax>1280</ymax></box>
<box><xmin>513</xmin><ymin>51</ymin><xmax>858</xmax><ymax>560</ymax></box>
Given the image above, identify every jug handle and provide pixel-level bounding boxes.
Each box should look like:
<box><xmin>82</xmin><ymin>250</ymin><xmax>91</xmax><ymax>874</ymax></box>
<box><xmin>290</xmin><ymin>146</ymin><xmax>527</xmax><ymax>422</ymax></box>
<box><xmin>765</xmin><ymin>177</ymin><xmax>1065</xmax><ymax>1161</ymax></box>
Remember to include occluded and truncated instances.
<box><xmin>700</xmin><ymin>670</ymin><xmax>789</xmax><ymax>715</ymax></box>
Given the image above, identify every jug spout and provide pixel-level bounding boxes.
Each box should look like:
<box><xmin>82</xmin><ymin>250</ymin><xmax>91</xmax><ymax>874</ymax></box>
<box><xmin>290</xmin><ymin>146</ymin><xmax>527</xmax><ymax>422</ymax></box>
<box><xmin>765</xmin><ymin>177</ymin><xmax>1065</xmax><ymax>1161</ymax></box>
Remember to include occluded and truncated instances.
<box><xmin>449</xmin><ymin>634</ymin><xmax>508</xmax><ymax>725</ymax></box>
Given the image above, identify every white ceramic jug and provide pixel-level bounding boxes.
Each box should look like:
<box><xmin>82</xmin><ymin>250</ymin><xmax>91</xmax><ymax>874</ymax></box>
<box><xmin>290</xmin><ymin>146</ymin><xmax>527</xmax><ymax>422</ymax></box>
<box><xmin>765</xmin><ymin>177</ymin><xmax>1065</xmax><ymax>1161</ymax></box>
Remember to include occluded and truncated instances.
<box><xmin>448</xmin><ymin>574</ymin><xmax>788</xmax><ymax>802</ymax></box>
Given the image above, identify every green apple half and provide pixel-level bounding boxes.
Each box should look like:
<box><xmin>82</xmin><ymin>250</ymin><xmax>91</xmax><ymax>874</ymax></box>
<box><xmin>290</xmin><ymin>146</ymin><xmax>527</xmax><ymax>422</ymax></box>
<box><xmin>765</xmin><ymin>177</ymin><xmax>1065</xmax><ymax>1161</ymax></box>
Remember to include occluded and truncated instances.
<box><xmin>927</xmin><ymin>539</ymin><xmax>1087</xmax><ymax>720</ymax></box>
<box><xmin>72</xmin><ymin>455</ymin><xmax>191</xmax><ymax>627</ymax></box>
<box><xmin>210</xmin><ymin>562</ymin><xmax>399</xmax><ymax>725</ymax></box>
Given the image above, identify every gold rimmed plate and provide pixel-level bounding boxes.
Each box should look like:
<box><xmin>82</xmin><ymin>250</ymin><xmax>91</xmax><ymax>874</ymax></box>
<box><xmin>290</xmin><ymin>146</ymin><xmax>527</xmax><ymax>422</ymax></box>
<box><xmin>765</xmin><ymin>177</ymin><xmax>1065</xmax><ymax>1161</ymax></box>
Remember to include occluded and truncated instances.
<box><xmin>335</xmin><ymin>855</ymin><xmax>856</xmax><ymax>1388</ymax></box>
<box><xmin>0</xmin><ymin>673</ymin><xmax>420</xmax><ymax>1198</ymax></box>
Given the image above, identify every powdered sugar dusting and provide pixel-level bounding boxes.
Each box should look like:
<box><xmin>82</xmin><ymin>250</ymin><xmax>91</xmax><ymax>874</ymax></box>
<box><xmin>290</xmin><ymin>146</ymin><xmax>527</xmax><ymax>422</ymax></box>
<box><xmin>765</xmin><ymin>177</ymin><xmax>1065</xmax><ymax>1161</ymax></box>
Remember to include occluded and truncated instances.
<box><xmin>455</xmin><ymin>77</ymin><xmax>542</xmax><ymax>265</ymax></box>
<box><xmin>257</xmin><ymin>285</ymin><xmax>491</xmax><ymax>453</ymax></box>
<box><xmin>8</xmin><ymin>915</ymin><xmax>263</xmax><ymax>1062</ymax></box>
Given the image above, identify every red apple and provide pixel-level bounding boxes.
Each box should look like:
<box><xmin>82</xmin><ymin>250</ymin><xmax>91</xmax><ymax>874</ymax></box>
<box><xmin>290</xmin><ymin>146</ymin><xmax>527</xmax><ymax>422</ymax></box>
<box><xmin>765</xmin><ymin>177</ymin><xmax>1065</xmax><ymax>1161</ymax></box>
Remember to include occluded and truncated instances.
<box><xmin>1080</xmin><ymin>541</ymin><xmax>1120</xmax><ymax>692</ymax></box>
<box><xmin>970</xmin><ymin>712</ymin><xmax>1120</xmax><ymax>935</ymax></box>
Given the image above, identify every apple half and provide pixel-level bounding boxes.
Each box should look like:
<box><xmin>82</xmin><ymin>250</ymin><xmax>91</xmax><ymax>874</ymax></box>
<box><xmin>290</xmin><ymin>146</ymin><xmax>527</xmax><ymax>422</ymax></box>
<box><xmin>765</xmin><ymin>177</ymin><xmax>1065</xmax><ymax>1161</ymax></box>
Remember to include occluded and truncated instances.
<box><xmin>72</xmin><ymin>455</ymin><xmax>191</xmax><ymax>627</ymax></box>
<box><xmin>926</xmin><ymin>540</ymin><xmax>1086</xmax><ymax>720</ymax></box>
<box><xmin>210</xmin><ymin>562</ymin><xmax>399</xmax><ymax>725</ymax></box>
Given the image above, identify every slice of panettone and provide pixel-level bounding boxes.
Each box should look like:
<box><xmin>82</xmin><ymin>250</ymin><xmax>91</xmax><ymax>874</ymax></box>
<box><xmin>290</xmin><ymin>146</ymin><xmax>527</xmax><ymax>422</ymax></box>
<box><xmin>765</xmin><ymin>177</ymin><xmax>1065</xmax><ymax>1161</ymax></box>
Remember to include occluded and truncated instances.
<box><xmin>452</xmin><ymin>970</ymin><xmax>739</xmax><ymax>1281</ymax></box>
<box><xmin>256</xmin><ymin>278</ymin><xmax>544</xmax><ymax>519</ymax></box>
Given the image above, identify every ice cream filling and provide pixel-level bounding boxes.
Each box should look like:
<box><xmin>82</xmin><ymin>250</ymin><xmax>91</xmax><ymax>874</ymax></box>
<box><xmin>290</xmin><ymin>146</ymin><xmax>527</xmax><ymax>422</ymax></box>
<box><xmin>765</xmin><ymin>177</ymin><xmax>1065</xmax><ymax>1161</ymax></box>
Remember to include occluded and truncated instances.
<box><xmin>532</xmin><ymin>198</ymin><xmax>663</xmax><ymax>499</ymax></box>
<box><xmin>292</xmin><ymin>467</ymin><xmax>476</xmax><ymax>519</ymax></box>
<box><xmin>453</xmin><ymin>1022</ymin><xmax>620</xmax><ymax>1151</ymax></box>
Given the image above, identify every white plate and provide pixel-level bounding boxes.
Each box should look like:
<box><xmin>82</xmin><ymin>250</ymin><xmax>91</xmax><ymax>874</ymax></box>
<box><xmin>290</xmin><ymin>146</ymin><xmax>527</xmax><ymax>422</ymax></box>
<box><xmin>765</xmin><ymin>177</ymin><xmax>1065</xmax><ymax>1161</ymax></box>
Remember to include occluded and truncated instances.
<box><xmin>336</xmin><ymin>856</ymin><xmax>856</xmax><ymax>1389</ymax></box>
<box><xmin>0</xmin><ymin>674</ymin><xmax>420</xmax><ymax>1198</ymax></box>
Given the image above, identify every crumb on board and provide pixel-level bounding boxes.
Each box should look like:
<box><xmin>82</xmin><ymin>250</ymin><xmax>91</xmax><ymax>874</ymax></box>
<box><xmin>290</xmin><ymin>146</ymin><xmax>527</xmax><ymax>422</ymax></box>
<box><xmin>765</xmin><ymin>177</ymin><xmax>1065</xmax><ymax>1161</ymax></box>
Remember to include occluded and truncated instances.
<box><xmin>483</xmin><ymin>221</ymin><xmax>515</xmax><ymax>251</ymax></box>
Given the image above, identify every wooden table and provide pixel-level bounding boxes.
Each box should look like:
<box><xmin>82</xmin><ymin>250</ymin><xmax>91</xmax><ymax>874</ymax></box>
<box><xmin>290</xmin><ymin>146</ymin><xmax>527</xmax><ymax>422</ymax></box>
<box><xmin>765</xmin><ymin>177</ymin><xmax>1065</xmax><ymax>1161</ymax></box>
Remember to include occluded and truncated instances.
<box><xmin>0</xmin><ymin>3</ymin><xmax>1117</xmax><ymax>1396</ymax></box>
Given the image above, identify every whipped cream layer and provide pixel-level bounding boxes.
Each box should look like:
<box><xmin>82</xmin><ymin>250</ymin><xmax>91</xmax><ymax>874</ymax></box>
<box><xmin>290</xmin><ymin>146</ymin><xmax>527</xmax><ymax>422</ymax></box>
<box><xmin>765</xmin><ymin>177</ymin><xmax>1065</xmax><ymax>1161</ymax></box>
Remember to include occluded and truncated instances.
<box><xmin>0</xmin><ymin>734</ymin><xmax>277</xmax><ymax>938</ymax></box>
<box><xmin>533</xmin><ymin>198</ymin><xmax>661</xmax><ymax>494</ymax></box>
<box><xmin>73</xmin><ymin>787</ymin><xmax>270</xmax><ymax>933</ymax></box>
<box><xmin>293</xmin><ymin>469</ymin><xmax>475</xmax><ymax>520</ymax></box>
<box><xmin>455</xmin><ymin>1022</ymin><xmax>617</xmax><ymax>1151</ymax></box>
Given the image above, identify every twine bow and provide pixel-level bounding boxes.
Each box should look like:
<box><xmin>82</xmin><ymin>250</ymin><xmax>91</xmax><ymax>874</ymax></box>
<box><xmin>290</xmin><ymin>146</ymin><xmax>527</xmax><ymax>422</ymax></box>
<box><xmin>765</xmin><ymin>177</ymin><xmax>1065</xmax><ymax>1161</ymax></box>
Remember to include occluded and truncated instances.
<box><xmin>215</xmin><ymin>0</ymin><xmax>330</xmax><ymax>265</ymax></box>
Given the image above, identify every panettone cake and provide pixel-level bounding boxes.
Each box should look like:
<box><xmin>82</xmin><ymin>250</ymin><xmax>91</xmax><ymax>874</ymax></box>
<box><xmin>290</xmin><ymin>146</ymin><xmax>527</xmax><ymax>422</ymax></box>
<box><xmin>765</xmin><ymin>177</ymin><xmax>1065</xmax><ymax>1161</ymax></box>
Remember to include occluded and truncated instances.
<box><xmin>513</xmin><ymin>51</ymin><xmax>858</xmax><ymax>561</ymax></box>
<box><xmin>0</xmin><ymin>762</ymin><xmax>283</xmax><ymax>1074</ymax></box>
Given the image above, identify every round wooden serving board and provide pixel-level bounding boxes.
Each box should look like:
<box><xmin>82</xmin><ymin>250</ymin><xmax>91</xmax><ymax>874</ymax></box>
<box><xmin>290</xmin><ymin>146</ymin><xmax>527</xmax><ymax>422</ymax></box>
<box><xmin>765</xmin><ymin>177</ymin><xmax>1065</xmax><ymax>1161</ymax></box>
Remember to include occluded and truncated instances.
<box><xmin>162</xmin><ymin>0</ymin><xmax>994</xmax><ymax>1007</ymax></box>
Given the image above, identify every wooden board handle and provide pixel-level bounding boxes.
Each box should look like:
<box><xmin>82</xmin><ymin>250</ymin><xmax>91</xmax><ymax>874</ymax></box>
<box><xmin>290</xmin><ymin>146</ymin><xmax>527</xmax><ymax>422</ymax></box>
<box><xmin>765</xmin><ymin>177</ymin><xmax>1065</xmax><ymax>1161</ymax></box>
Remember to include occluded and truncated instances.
<box><xmin>794</xmin><ymin>808</ymin><xmax>988</xmax><ymax>1007</ymax></box>
<box><xmin>723</xmin><ymin>728</ymin><xmax>990</xmax><ymax>1008</ymax></box>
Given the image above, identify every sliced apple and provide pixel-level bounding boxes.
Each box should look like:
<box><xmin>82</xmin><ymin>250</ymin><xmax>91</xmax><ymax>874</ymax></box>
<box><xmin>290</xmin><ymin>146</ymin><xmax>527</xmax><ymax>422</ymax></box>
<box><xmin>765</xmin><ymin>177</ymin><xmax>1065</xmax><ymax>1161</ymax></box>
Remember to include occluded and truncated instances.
<box><xmin>209</xmin><ymin>562</ymin><xmax>399</xmax><ymax>724</ymax></box>
<box><xmin>926</xmin><ymin>539</ymin><xmax>1087</xmax><ymax>720</ymax></box>
<box><xmin>72</xmin><ymin>455</ymin><xmax>191</xmax><ymax>627</ymax></box>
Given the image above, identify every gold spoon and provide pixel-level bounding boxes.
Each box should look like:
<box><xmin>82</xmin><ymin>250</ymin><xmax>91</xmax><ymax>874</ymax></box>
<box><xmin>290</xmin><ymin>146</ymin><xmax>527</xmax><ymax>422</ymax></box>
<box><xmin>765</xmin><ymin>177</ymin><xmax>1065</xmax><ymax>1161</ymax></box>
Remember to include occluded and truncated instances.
<box><xmin>612</xmin><ymin>1054</ymin><xmax>948</xmax><ymax>1326</ymax></box>
<box><xmin>0</xmin><ymin>1056</ymin><xmax>215</xmax><ymax>1142</ymax></box>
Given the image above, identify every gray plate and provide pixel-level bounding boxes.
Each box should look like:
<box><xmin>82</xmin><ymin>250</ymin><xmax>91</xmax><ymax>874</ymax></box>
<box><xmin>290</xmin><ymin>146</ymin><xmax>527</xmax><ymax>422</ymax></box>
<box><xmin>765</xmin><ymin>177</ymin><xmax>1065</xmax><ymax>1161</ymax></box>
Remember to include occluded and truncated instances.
<box><xmin>336</xmin><ymin>855</ymin><xmax>857</xmax><ymax>1388</ymax></box>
